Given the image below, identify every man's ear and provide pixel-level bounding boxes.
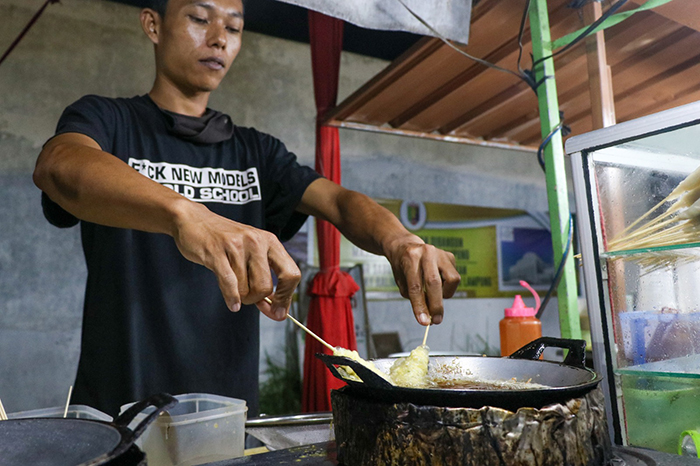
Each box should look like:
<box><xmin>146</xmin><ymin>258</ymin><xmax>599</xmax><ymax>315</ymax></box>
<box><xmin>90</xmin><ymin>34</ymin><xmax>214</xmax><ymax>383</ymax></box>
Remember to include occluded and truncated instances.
<box><xmin>140</xmin><ymin>8</ymin><xmax>161</xmax><ymax>44</ymax></box>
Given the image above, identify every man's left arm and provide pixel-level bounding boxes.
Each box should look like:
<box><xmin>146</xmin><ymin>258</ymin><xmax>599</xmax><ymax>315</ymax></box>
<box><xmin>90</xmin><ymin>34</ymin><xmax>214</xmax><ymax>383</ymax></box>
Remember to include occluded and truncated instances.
<box><xmin>297</xmin><ymin>178</ymin><xmax>461</xmax><ymax>326</ymax></box>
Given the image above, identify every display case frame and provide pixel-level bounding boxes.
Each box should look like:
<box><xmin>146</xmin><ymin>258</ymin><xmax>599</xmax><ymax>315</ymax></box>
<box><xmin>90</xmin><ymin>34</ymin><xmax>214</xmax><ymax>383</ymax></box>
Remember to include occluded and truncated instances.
<box><xmin>567</xmin><ymin>100</ymin><xmax>700</xmax><ymax>449</ymax></box>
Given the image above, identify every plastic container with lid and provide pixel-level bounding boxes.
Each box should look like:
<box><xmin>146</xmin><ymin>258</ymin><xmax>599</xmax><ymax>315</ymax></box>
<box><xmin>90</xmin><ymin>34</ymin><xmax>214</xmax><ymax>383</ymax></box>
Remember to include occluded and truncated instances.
<box><xmin>120</xmin><ymin>393</ymin><xmax>247</xmax><ymax>466</ymax></box>
<box><xmin>7</xmin><ymin>404</ymin><xmax>112</xmax><ymax>421</ymax></box>
<box><xmin>500</xmin><ymin>280</ymin><xmax>542</xmax><ymax>356</ymax></box>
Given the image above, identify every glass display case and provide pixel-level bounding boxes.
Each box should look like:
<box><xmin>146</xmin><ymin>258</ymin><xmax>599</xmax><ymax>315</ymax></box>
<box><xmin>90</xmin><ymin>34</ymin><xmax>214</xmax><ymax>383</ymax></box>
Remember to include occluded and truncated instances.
<box><xmin>568</xmin><ymin>101</ymin><xmax>700</xmax><ymax>455</ymax></box>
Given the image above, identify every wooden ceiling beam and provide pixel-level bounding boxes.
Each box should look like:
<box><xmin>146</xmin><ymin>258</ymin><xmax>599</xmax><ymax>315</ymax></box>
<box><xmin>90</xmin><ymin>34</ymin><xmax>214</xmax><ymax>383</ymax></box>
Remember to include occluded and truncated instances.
<box><xmin>564</xmin><ymin>52</ymin><xmax>700</xmax><ymax>131</ymax></box>
<box><xmin>504</xmin><ymin>117</ymin><xmax>543</xmax><ymax>146</ymax></box>
<box><xmin>421</xmin><ymin>1</ymin><xmax>590</xmax><ymax>137</ymax></box>
<box><xmin>584</xmin><ymin>1</ymin><xmax>616</xmax><ymax>129</ymax></box>
<box><xmin>439</xmin><ymin>81</ymin><xmax>530</xmax><ymax>135</ymax></box>
<box><xmin>345</xmin><ymin>44</ymin><xmax>482</xmax><ymax>125</ymax></box>
<box><xmin>446</xmin><ymin>43</ymin><xmax>586</xmax><ymax>139</ymax></box>
<box><xmin>616</xmin><ymin>62</ymin><xmax>700</xmax><ymax>121</ymax></box>
<box><xmin>619</xmin><ymin>86</ymin><xmax>700</xmax><ymax>124</ymax></box>
<box><xmin>326</xmin><ymin>120</ymin><xmax>536</xmax><ymax>151</ymax></box>
<box><xmin>387</xmin><ymin>0</ymin><xmax>536</xmax><ymax>129</ymax></box>
<box><xmin>389</xmin><ymin>40</ymin><xmax>521</xmax><ymax>128</ymax></box>
<box><xmin>628</xmin><ymin>0</ymin><xmax>700</xmax><ymax>33</ymax></box>
<box><xmin>550</xmin><ymin>12</ymin><xmax>687</xmax><ymax>137</ymax></box>
<box><xmin>324</xmin><ymin>37</ymin><xmax>441</xmax><ymax>123</ymax></box>
<box><xmin>450</xmin><ymin>5</ymin><xmax>692</xmax><ymax>143</ymax></box>
<box><xmin>398</xmin><ymin>60</ymin><xmax>523</xmax><ymax>132</ymax></box>
<box><xmin>616</xmin><ymin>52</ymin><xmax>700</xmax><ymax>103</ymax></box>
<box><xmin>327</xmin><ymin>0</ymin><xmax>533</xmax><ymax>127</ymax></box>
<box><xmin>610</xmin><ymin>27</ymin><xmax>694</xmax><ymax>76</ymax></box>
<box><xmin>603</xmin><ymin>12</ymin><xmax>682</xmax><ymax>71</ymax></box>
<box><xmin>483</xmin><ymin>109</ymin><xmax>538</xmax><ymax>142</ymax></box>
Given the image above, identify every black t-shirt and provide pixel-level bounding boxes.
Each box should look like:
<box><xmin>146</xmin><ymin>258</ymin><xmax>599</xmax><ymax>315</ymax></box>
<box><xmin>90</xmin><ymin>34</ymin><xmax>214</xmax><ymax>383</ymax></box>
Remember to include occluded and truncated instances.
<box><xmin>45</xmin><ymin>94</ymin><xmax>321</xmax><ymax>417</ymax></box>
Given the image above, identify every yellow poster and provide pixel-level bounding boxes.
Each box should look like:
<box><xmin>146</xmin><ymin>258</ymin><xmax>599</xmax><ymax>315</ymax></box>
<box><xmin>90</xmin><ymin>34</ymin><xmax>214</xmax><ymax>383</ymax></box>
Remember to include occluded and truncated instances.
<box><xmin>419</xmin><ymin>227</ymin><xmax>498</xmax><ymax>297</ymax></box>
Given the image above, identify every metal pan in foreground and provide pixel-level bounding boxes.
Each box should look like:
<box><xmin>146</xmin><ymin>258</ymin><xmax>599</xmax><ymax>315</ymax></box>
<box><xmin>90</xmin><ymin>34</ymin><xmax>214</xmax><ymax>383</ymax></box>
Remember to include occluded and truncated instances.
<box><xmin>0</xmin><ymin>393</ymin><xmax>177</xmax><ymax>466</ymax></box>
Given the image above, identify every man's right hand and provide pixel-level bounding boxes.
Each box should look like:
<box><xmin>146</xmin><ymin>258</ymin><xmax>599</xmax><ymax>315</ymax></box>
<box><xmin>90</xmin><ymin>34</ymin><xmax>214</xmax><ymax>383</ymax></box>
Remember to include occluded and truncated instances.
<box><xmin>171</xmin><ymin>202</ymin><xmax>301</xmax><ymax>320</ymax></box>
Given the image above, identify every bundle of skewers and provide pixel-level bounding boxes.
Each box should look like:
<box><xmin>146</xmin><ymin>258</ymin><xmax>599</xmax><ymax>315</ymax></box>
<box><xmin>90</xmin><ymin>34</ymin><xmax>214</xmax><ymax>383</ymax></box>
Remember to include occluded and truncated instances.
<box><xmin>607</xmin><ymin>165</ymin><xmax>700</xmax><ymax>269</ymax></box>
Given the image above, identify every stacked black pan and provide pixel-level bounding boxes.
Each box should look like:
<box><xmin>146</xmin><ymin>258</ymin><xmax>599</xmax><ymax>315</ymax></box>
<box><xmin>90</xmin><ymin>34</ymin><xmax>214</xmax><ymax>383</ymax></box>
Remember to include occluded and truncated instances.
<box><xmin>0</xmin><ymin>393</ymin><xmax>177</xmax><ymax>466</ymax></box>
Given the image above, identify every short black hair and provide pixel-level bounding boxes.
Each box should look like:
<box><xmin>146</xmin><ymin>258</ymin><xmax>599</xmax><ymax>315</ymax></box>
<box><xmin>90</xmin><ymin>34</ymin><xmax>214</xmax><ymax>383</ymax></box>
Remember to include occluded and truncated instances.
<box><xmin>146</xmin><ymin>0</ymin><xmax>168</xmax><ymax>17</ymax></box>
<box><xmin>146</xmin><ymin>0</ymin><xmax>246</xmax><ymax>18</ymax></box>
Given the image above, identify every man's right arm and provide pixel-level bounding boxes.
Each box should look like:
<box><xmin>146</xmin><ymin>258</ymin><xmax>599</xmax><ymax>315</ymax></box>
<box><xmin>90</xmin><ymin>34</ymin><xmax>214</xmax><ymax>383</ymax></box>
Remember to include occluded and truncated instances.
<box><xmin>35</xmin><ymin>133</ymin><xmax>193</xmax><ymax>235</ymax></box>
<box><xmin>34</xmin><ymin>133</ymin><xmax>300</xmax><ymax>319</ymax></box>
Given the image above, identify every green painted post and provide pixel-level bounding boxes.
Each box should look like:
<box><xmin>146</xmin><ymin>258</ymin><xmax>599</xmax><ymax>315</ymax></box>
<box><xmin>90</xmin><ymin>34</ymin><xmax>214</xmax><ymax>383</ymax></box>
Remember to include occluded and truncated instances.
<box><xmin>529</xmin><ymin>0</ymin><xmax>581</xmax><ymax>339</ymax></box>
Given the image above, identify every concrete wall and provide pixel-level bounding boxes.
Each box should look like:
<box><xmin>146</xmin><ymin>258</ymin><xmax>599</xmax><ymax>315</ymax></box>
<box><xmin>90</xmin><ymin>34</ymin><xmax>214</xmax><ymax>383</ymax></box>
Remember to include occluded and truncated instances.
<box><xmin>0</xmin><ymin>0</ymin><xmax>561</xmax><ymax>413</ymax></box>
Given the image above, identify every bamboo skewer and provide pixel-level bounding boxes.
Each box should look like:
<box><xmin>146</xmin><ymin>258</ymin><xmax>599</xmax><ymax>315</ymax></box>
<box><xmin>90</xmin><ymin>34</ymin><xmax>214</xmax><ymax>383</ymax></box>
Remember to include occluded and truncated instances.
<box><xmin>635</xmin><ymin>232</ymin><xmax>697</xmax><ymax>249</ymax></box>
<box><xmin>606</xmin><ymin>182</ymin><xmax>700</xmax><ymax>270</ymax></box>
<box><xmin>263</xmin><ymin>296</ymin><xmax>337</xmax><ymax>352</ymax></box>
<box><xmin>63</xmin><ymin>385</ymin><xmax>73</xmax><ymax>418</ymax></box>
<box><xmin>286</xmin><ymin>314</ymin><xmax>337</xmax><ymax>353</ymax></box>
<box><xmin>0</xmin><ymin>397</ymin><xmax>7</xmax><ymax>421</ymax></box>
<box><xmin>609</xmin><ymin>206</ymin><xmax>700</xmax><ymax>252</ymax></box>
<box><xmin>609</xmin><ymin>166</ymin><xmax>700</xmax><ymax>252</ymax></box>
<box><xmin>612</xmin><ymin>218</ymin><xmax>700</xmax><ymax>251</ymax></box>
<box><xmin>608</xmin><ymin>215</ymin><xmax>677</xmax><ymax>248</ymax></box>
<box><xmin>609</xmin><ymin>181</ymin><xmax>697</xmax><ymax>242</ymax></box>
<box><xmin>610</xmin><ymin>206</ymin><xmax>684</xmax><ymax>248</ymax></box>
<box><xmin>626</xmin><ymin>223</ymin><xmax>686</xmax><ymax>248</ymax></box>
<box><xmin>669</xmin><ymin>166</ymin><xmax>700</xmax><ymax>199</ymax></box>
<box><xmin>422</xmin><ymin>324</ymin><xmax>430</xmax><ymax>347</ymax></box>
<box><xmin>612</xmin><ymin>197</ymin><xmax>669</xmax><ymax>241</ymax></box>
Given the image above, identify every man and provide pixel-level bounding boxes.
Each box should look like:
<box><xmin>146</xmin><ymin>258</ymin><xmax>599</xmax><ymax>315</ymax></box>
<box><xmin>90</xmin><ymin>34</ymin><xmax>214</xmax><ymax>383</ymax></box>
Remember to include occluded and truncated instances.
<box><xmin>33</xmin><ymin>0</ymin><xmax>460</xmax><ymax>416</ymax></box>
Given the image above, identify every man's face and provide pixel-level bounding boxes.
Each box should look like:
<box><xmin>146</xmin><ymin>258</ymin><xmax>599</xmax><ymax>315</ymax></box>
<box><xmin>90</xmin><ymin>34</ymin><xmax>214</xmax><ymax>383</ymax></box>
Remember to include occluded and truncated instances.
<box><xmin>155</xmin><ymin>0</ymin><xmax>244</xmax><ymax>94</ymax></box>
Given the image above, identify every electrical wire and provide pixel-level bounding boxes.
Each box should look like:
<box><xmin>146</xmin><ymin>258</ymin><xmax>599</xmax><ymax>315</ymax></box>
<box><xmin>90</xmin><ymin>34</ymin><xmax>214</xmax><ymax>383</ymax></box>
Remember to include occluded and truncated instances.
<box><xmin>396</xmin><ymin>0</ymin><xmax>625</xmax><ymax>95</ymax></box>
<box><xmin>537</xmin><ymin>118</ymin><xmax>567</xmax><ymax>171</ymax></box>
<box><xmin>516</xmin><ymin>0</ymin><xmax>532</xmax><ymax>77</ymax></box>
<box><xmin>536</xmin><ymin>214</ymin><xmax>574</xmax><ymax>319</ymax></box>
<box><xmin>394</xmin><ymin>0</ymin><xmax>534</xmax><ymax>88</ymax></box>
<box><xmin>531</xmin><ymin>0</ymin><xmax>628</xmax><ymax>70</ymax></box>
<box><xmin>0</xmin><ymin>0</ymin><xmax>60</xmax><ymax>68</ymax></box>
<box><xmin>534</xmin><ymin>118</ymin><xmax>574</xmax><ymax>319</ymax></box>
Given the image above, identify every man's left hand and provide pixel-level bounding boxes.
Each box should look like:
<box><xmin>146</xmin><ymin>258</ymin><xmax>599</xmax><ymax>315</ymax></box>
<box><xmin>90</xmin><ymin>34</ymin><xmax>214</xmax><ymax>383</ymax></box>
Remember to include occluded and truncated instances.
<box><xmin>384</xmin><ymin>235</ymin><xmax>461</xmax><ymax>326</ymax></box>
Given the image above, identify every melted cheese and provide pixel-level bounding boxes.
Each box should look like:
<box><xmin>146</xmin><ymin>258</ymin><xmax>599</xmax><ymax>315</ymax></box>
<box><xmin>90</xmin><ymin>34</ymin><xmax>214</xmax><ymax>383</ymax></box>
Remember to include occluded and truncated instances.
<box><xmin>333</xmin><ymin>347</ymin><xmax>393</xmax><ymax>384</ymax></box>
<box><xmin>333</xmin><ymin>344</ymin><xmax>432</xmax><ymax>388</ymax></box>
<box><xmin>389</xmin><ymin>345</ymin><xmax>430</xmax><ymax>388</ymax></box>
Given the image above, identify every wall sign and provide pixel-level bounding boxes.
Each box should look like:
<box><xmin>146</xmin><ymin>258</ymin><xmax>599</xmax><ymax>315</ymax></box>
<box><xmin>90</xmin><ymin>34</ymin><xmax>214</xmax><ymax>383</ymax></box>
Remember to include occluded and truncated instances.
<box><xmin>399</xmin><ymin>200</ymin><xmax>427</xmax><ymax>230</ymax></box>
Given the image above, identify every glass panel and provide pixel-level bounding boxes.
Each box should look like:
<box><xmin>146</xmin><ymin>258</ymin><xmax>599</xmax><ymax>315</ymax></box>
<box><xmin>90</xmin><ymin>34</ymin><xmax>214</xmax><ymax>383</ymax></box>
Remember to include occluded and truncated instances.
<box><xmin>598</xmin><ymin>257</ymin><xmax>700</xmax><ymax>370</ymax></box>
<box><xmin>592</xmin><ymin>151</ymin><xmax>700</xmax><ymax>247</ymax></box>
<box><xmin>588</xmin><ymin>126</ymin><xmax>700</xmax><ymax>374</ymax></box>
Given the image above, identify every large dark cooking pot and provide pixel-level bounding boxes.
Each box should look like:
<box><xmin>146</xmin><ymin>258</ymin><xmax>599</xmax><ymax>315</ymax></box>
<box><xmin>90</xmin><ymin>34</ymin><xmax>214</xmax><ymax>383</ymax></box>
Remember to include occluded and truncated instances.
<box><xmin>0</xmin><ymin>393</ymin><xmax>177</xmax><ymax>466</ymax></box>
<box><xmin>317</xmin><ymin>337</ymin><xmax>602</xmax><ymax>411</ymax></box>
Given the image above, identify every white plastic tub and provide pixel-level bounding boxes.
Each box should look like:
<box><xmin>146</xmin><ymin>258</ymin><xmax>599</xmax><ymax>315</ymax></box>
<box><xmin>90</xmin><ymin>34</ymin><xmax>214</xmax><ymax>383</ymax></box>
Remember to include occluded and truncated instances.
<box><xmin>8</xmin><ymin>404</ymin><xmax>112</xmax><ymax>421</ymax></box>
<box><xmin>120</xmin><ymin>393</ymin><xmax>247</xmax><ymax>466</ymax></box>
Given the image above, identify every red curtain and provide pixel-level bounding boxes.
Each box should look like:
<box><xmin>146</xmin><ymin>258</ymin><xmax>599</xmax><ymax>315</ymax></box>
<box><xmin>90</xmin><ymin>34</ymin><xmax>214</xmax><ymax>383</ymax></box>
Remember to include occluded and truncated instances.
<box><xmin>302</xmin><ymin>11</ymin><xmax>360</xmax><ymax>412</ymax></box>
